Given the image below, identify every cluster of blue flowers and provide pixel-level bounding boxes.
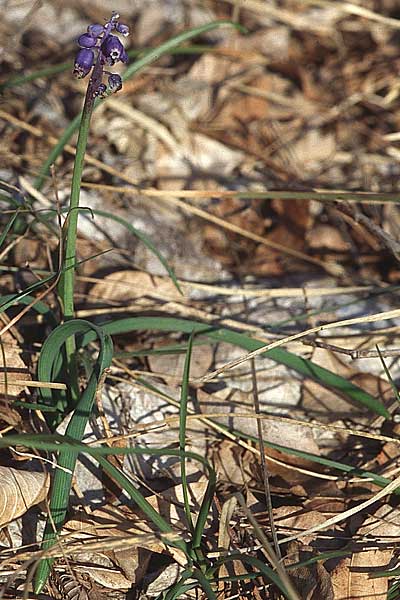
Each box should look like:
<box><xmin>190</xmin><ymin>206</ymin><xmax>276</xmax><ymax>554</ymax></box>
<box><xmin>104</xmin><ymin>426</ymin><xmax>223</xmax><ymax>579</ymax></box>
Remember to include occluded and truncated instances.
<box><xmin>73</xmin><ymin>11</ymin><xmax>129</xmax><ymax>97</ymax></box>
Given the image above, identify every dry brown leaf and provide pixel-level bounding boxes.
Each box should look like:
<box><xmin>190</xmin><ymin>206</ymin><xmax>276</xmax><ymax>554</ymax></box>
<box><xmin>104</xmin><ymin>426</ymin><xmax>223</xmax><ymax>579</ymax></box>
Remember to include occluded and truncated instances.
<box><xmin>0</xmin><ymin>331</ymin><xmax>31</xmax><ymax>399</ymax></box>
<box><xmin>331</xmin><ymin>551</ymin><xmax>390</xmax><ymax>600</ymax></box>
<box><xmin>0</xmin><ymin>466</ymin><xmax>49</xmax><ymax>528</ymax></box>
<box><xmin>302</xmin><ymin>347</ymin><xmax>391</xmax><ymax>421</ymax></box>
<box><xmin>148</xmin><ymin>342</ymin><xmax>213</xmax><ymax>380</ymax></box>
<box><xmin>285</xmin><ymin>542</ymin><xmax>334</xmax><ymax>600</ymax></box>
<box><xmin>65</xmin><ymin>478</ymin><xmax>208</xmax><ymax>585</ymax></box>
<box><xmin>0</xmin><ymin>331</ymin><xmax>29</xmax><ymax>426</ymax></box>
<box><xmin>89</xmin><ymin>270</ymin><xmax>183</xmax><ymax>304</ymax></box>
<box><xmin>275</xmin><ymin>505</ymin><xmax>335</xmax><ymax>544</ymax></box>
<box><xmin>307</xmin><ymin>224</ymin><xmax>351</xmax><ymax>252</ymax></box>
<box><xmin>65</xmin><ymin>504</ymin><xmax>165</xmax><ymax>588</ymax></box>
<box><xmin>211</xmin><ymin>440</ymin><xmax>257</xmax><ymax>487</ymax></box>
<box><xmin>197</xmin><ymin>387</ymin><xmax>318</xmax><ymax>458</ymax></box>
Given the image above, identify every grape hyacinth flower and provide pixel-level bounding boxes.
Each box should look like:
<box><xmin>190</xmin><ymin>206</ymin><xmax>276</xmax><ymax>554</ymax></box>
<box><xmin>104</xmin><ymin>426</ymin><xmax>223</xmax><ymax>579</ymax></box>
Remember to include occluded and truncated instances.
<box><xmin>73</xmin><ymin>11</ymin><xmax>129</xmax><ymax>98</ymax></box>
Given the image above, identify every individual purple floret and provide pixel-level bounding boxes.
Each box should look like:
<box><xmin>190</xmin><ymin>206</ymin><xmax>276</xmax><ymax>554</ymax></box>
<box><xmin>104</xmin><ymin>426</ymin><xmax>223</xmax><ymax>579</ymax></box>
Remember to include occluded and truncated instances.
<box><xmin>73</xmin><ymin>11</ymin><xmax>129</xmax><ymax>97</ymax></box>
<box><xmin>108</xmin><ymin>73</ymin><xmax>122</xmax><ymax>93</ymax></box>
<box><xmin>78</xmin><ymin>34</ymin><xmax>97</xmax><ymax>48</ymax></box>
<box><xmin>101</xmin><ymin>34</ymin><xmax>126</xmax><ymax>65</ymax></box>
<box><xmin>87</xmin><ymin>23</ymin><xmax>104</xmax><ymax>38</ymax></box>
<box><xmin>73</xmin><ymin>48</ymin><xmax>95</xmax><ymax>79</ymax></box>
<box><xmin>115</xmin><ymin>23</ymin><xmax>129</xmax><ymax>36</ymax></box>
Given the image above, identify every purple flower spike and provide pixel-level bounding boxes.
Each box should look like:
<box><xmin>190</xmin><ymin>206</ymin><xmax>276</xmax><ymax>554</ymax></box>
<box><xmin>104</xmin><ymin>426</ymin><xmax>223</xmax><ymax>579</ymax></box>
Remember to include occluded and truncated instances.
<box><xmin>78</xmin><ymin>33</ymin><xmax>97</xmax><ymax>48</ymax></box>
<box><xmin>87</xmin><ymin>23</ymin><xmax>104</xmax><ymax>38</ymax></box>
<box><xmin>115</xmin><ymin>23</ymin><xmax>129</xmax><ymax>36</ymax></box>
<box><xmin>73</xmin><ymin>13</ymin><xmax>128</xmax><ymax>93</ymax></box>
<box><xmin>101</xmin><ymin>34</ymin><xmax>125</xmax><ymax>65</ymax></box>
<box><xmin>108</xmin><ymin>73</ymin><xmax>122</xmax><ymax>93</ymax></box>
<box><xmin>73</xmin><ymin>48</ymin><xmax>94</xmax><ymax>79</ymax></box>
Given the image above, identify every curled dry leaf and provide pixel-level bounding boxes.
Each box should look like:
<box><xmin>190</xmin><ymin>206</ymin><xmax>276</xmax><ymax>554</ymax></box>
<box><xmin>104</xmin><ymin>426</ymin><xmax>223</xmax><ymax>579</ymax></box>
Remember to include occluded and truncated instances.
<box><xmin>0</xmin><ymin>466</ymin><xmax>49</xmax><ymax>528</ymax></box>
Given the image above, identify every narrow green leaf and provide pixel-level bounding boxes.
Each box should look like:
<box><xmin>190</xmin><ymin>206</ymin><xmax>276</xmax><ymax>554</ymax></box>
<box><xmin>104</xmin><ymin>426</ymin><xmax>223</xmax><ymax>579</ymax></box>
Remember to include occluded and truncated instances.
<box><xmin>97</xmin><ymin>455</ymin><xmax>187</xmax><ymax>552</ymax></box>
<box><xmin>376</xmin><ymin>344</ymin><xmax>400</xmax><ymax>406</ymax></box>
<box><xmin>0</xmin><ymin>210</ymin><xmax>20</xmax><ymax>250</ymax></box>
<box><xmin>80</xmin><ymin>316</ymin><xmax>389</xmax><ymax>418</ymax></box>
<box><xmin>34</xmin><ymin>320</ymin><xmax>113</xmax><ymax>592</ymax></box>
<box><xmin>218</xmin><ymin>554</ymin><xmax>294</xmax><ymax>599</ymax></box>
<box><xmin>0</xmin><ymin>293</ymin><xmax>57</xmax><ymax>326</ymax></box>
<box><xmin>192</xmin><ymin>569</ymin><xmax>217</xmax><ymax>600</ymax></box>
<box><xmin>0</xmin><ymin>275</ymin><xmax>56</xmax><ymax>314</ymax></box>
<box><xmin>180</xmin><ymin>332</ymin><xmax>195</xmax><ymax>534</ymax></box>
<box><xmin>163</xmin><ymin>569</ymin><xmax>195</xmax><ymax>600</ymax></box>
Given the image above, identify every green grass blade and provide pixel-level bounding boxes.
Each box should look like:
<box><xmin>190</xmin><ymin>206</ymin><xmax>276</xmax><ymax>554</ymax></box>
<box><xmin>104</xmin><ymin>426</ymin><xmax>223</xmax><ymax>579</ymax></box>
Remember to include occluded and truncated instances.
<box><xmin>0</xmin><ymin>62</ymin><xmax>71</xmax><ymax>91</ymax></box>
<box><xmin>376</xmin><ymin>344</ymin><xmax>400</xmax><ymax>406</ymax></box>
<box><xmin>0</xmin><ymin>293</ymin><xmax>57</xmax><ymax>326</ymax></box>
<box><xmin>0</xmin><ymin>274</ymin><xmax>56</xmax><ymax>313</ymax></box>
<box><xmin>34</xmin><ymin>20</ymin><xmax>245</xmax><ymax>191</ymax></box>
<box><xmin>0</xmin><ymin>210</ymin><xmax>20</xmax><ymax>250</ymax></box>
<box><xmin>0</xmin><ymin>432</ymin><xmax>211</xmax><ymax>463</ymax></box>
<box><xmin>115</xmin><ymin>339</ymin><xmax>207</xmax><ymax>358</ymax></box>
<box><xmin>34</xmin><ymin>114</ymin><xmax>81</xmax><ymax>190</ymax></box>
<box><xmin>192</xmin><ymin>467</ymin><xmax>216</xmax><ymax>549</ymax></box>
<box><xmin>121</xmin><ymin>373</ymin><xmax>398</xmax><ymax>495</ymax></box>
<box><xmin>34</xmin><ymin>320</ymin><xmax>113</xmax><ymax>592</ymax></box>
<box><xmin>31</xmin><ymin>205</ymin><xmax>181</xmax><ymax>294</ymax></box>
<box><xmin>192</xmin><ymin>569</ymin><xmax>217</xmax><ymax>600</ymax></box>
<box><xmin>80</xmin><ymin>316</ymin><xmax>388</xmax><ymax>418</ymax></box>
<box><xmin>180</xmin><ymin>332</ymin><xmax>195</xmax><ymax>535</ymax></box>
<box><xmin>234</xmin><ymin>426</ymin><xmax>398</xmax><ymax>491</ymax></box>
<box><xmin>218</xmin><ymin>554</ymin><xmax>295</xmax><ymax>599</ymax></box>
<box><xmin>122</xmin><ymin>20</ymin><xmax>245</xmax><ymax>82</ymax></box>
<box><xmin>0</xmin><ymin>46</ymin><xmax>213</xmax><ymax>92</ymax></box>
<box><xmin>96</xmin><ymin>455</ymin><xmax>187</xmax><ymax>552</ymax></box>
<box><xmin>163</xmin><ymin>569</ymin><xmax>194</xmax><ymax>600</ymax></box>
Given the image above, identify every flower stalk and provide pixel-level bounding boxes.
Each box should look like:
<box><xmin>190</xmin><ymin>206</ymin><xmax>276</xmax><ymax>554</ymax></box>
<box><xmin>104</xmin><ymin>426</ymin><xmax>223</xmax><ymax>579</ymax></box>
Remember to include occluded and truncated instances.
<box><xmin>58</xmin><ymin>12</ymin><xmax>129</xmax><ymax>402</ymax></box>
<box><xmin>35</xmin><ymin>13</ymin><xmax>129</xmax><ymax>593</ymax></box>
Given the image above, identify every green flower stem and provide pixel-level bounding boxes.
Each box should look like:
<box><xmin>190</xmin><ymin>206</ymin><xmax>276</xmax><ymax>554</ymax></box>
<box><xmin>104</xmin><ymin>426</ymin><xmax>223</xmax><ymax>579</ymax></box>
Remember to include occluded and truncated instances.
<box><xmin>58</xmin><ymin>58</ymin><xmax>103</xmax><ymax>396</ymax></box>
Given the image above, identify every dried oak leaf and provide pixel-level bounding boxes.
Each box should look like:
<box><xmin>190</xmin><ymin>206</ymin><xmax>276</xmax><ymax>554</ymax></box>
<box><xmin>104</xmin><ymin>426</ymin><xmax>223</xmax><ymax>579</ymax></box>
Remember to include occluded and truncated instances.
<box><xmin>88</xmin><ymin>270</ymin><xmax>183</xmax><ymax>304</ymax></box>
<box><xmin>0</xmin><ymin>466</ymin><xmax>49</xmax><ymax>528</ymax></box>
<box><xmin>285</xmin><ymin>541</ymin><xmax>334</xmax><ymax>600</ymax></box>
<box><xmin>331</xmin><ymin>552</ymin><xmax>389</xmax><ymax>600</ymax></box>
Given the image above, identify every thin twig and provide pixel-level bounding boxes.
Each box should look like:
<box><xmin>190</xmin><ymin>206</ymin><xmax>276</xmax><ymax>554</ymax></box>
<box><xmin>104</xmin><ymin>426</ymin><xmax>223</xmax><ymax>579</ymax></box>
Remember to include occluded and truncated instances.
<box><xmin>302</xmin><ymin>338</ymin><xmax>400</xmax><ymax>359</ymax></box>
